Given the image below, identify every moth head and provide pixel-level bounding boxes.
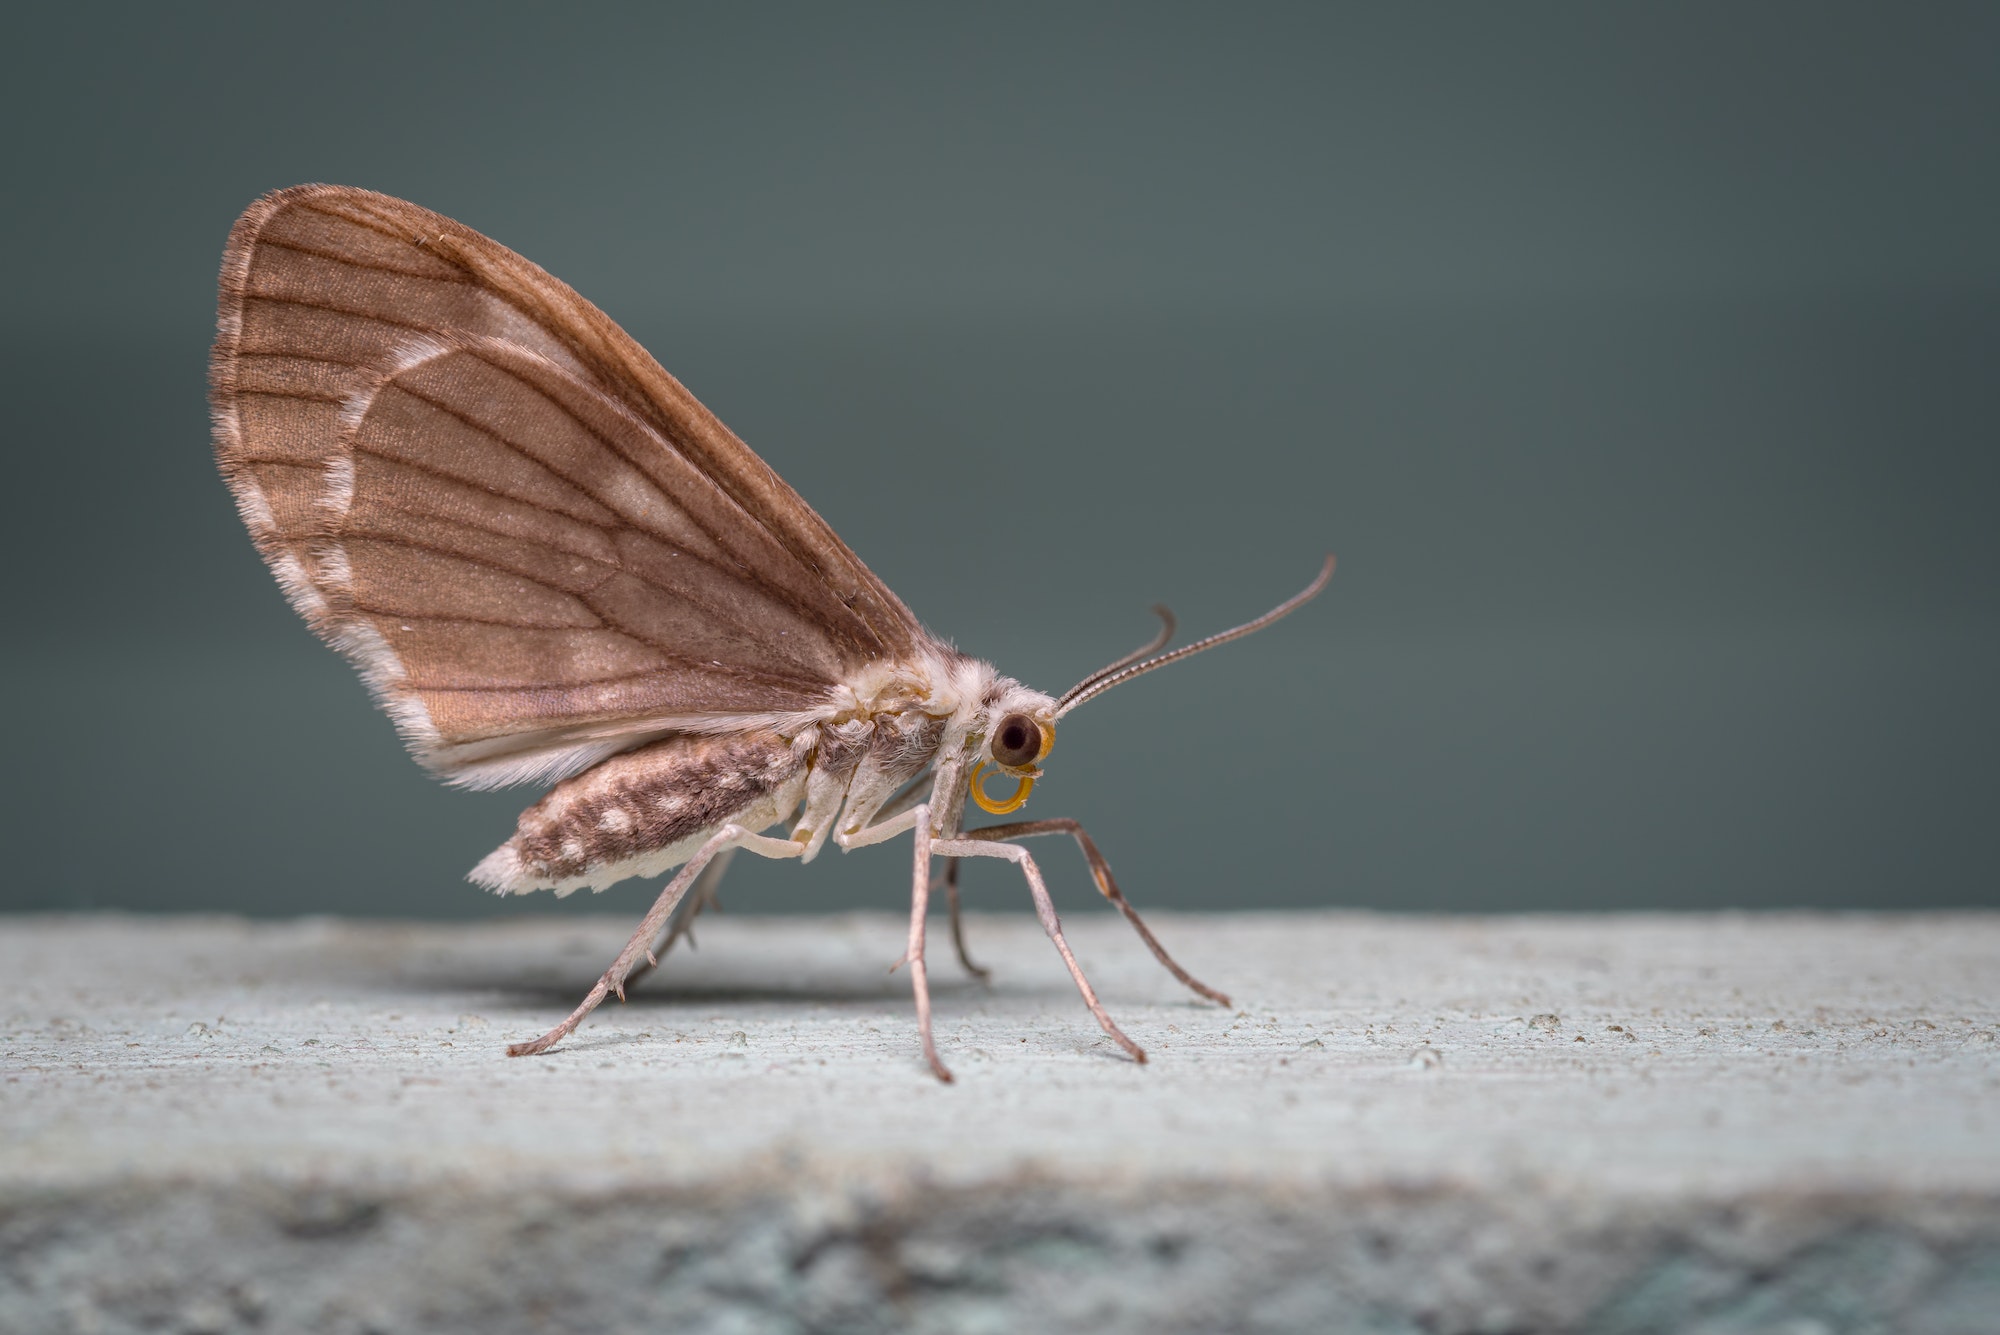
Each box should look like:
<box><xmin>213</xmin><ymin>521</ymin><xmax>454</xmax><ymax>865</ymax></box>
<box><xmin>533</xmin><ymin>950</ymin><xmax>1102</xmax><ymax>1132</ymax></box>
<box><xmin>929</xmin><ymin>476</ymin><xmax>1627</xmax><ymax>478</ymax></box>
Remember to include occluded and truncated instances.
<box><xmin>983</xmin><ymin>688</ymin><xmax>1057</xmax><ymax>774</ymax></box>
<box><xmin>970</xmin><ymin>687</ymin><xmax>1057</xmax><ymax>815</ymax></box>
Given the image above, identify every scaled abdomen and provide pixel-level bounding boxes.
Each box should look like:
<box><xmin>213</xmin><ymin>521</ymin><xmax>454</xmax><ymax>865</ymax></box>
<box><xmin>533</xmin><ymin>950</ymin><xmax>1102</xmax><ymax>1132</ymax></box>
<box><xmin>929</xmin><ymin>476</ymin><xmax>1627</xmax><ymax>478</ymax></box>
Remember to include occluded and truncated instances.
<box><xmin>470</xmin><ymin>731</ymin><xmax>806</xmax><ymax>897</ymax></box>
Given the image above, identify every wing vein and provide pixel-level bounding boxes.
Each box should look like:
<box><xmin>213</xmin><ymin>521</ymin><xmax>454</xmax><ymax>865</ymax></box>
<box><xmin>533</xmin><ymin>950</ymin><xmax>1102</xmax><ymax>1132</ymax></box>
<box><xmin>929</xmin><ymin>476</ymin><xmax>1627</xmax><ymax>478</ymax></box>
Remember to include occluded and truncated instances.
<box><xmin>256</xmin><ymin>235</ymin><xmax>479</xmax><ymax>285</ymax></box>
<box><xmin>451</xmin><ymin>346</ymin><xmax>889</xmax><ymax>655</ymax></box>
<box><xmin>347</xmin><ymin>438</ymin><xmax>602</xmax><ymax>525</ymax></box>
<box><xmin>407</xmin><ymin>658</ymin><xmax>829</xmax><ymax>694</ymax></box>
<box><xmin>391</xmin><ymin>380</ymin><xmax>620</xmax><ymax>500</ymax></box>
<box><xmin>334</xmin><ymin>532</ymin><xmax>612</xmax><ymax>601</ymax></box>
<box><xmin>238</xmin><ymin>350</ymin><xmax>370</xmax><ymax>369</ymax></box>
<box><xmin>235</xmin><ymin>388</ymin><xmax>347</xmax><ymax>405</ymax></box>
<box><xmin>348</xmin><ymin>605</ymin><xmax>599</xmax><ymax>632</ymax></box>
<box><xmin>243</xmin><ymin>292</ymin><xmax>442</xmax><ymax>337</ymax></box>
<box><xmin>350</xmin><ymin>473</ymin><xmax>836</xmax><ymax>677</ymax></box>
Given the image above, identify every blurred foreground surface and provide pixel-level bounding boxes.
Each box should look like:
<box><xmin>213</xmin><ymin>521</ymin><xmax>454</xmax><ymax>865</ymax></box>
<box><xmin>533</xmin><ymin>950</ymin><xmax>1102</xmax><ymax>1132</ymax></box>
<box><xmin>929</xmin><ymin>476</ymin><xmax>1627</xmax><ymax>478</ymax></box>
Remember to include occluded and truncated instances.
<box><xmin>3</xmin><ymin>910</ymin><xmax>1997</xmax><ymax>1333</ymax></box>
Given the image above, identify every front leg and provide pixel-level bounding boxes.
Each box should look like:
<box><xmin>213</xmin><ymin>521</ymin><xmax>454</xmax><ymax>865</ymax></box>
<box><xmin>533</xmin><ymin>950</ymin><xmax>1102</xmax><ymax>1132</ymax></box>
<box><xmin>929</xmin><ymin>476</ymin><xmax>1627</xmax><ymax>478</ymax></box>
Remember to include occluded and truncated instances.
<box><xmin>896</xmin><ymin>805</ymin><xmax>952</xmax><ymax>1082</ymax></box>
<box><xmin>864</xmin><ymin>772</ymin><xmax>988</xmax><ymax>980</ymax></box>
<box><xmin>838</xmin><ymin>793</ymin><xmax>975</xmax><ymax>1080</ymax></box>
<box><xmin>932</xmin><ymin>836</ymin><xmax>1148</xmax><ymax>1065</ymax></box>
<box><xmin>958</xmin><ymin>818</ymin><xmax>1229</xmax><ymax>1007</ymax></box>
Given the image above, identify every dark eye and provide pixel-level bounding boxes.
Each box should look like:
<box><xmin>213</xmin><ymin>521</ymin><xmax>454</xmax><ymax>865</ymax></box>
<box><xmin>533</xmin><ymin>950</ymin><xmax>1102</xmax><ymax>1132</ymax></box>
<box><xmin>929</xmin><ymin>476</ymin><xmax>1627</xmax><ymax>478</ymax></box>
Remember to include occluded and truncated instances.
<box><xmin>990</xmin><ymin>712</ymin><xmax>1042</xmax><ymax>768</ymax></box>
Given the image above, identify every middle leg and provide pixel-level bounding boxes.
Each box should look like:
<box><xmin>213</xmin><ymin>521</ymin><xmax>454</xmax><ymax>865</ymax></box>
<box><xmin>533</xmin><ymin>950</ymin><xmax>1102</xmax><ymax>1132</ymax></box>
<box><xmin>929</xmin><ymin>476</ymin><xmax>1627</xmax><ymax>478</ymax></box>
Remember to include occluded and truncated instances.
<box><xmin>935</xmin><ymin>858</ymin><xmax>990</xmax><ymax>981</ymax></box>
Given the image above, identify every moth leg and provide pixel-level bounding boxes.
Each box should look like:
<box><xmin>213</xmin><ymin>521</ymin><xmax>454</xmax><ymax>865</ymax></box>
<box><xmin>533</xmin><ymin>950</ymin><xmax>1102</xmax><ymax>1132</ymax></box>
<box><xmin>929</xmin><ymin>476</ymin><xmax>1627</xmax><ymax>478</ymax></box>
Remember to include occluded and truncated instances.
<box><xmin>936</xmin><ymin>858</ymin><xmax>990</xmax><ymax>982</ymax></box>
<box><xmin>878</xmin><ymin>771</ymin><xmax>987</xmax><ymax>979</ymax></box>
<box><xmin>831</xmin><ymin>804</ymin><xmax>922</xmax><ymax>852</ymax></box>
<box><xmin>829</xmin><ymin>799</ymin><xmax>970</xmax><ymax>1076</ymax></box>
<box><xmin>625</xmin><ymin>846</ymin><xmax>736</xmax><ymax>991</ymax></box>
<box><xmin>506</xmin><ymin>827</ymin><xmax>803</xmax><ymax>1057</ymax></box>
<box><xmin>933</xmin><ymin>837</ymin><xmax>1147</xmax><ymax>1065</ymax></box>
<box><xmin>960</xmin><ymin>819</ymin><xmax>1230</xmax><ymax>1007</ymax></box>
<box><xmin>892</xmin><ymin>805</ymin><xmax>953</xmax><ymax>1082</ymax></box>
<box><xmin>666</xmin><ymin>845</ymin><xmax>736</xmax><ymax>951</ymax></box>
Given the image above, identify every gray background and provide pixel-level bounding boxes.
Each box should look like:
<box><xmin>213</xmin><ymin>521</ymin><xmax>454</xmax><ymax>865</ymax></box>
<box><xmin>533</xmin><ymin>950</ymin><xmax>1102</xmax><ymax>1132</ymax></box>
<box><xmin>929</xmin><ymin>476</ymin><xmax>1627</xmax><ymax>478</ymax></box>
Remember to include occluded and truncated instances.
<box><xmin>4</xmin><ymin>4</ymin><xmax>1995</xmax><ymax>919</ymax></box>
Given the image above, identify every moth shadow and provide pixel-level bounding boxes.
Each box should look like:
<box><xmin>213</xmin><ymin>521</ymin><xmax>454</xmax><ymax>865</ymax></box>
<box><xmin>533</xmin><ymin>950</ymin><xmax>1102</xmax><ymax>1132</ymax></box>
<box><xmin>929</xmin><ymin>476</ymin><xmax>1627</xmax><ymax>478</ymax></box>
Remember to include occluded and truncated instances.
<box><xmin>387</xmin><ymin>952</ymin><xmax>1072</xmax><ymax>1011</ymax></box>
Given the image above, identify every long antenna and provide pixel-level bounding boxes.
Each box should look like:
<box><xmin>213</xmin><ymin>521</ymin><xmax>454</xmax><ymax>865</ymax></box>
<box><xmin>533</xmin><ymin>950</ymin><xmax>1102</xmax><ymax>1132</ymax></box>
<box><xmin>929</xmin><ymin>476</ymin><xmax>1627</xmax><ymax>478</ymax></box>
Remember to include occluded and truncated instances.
<box><xmin>1055</xmin><ymin>556</ymin><xmax>1334</xmax><ymax>718</ymax></box>
<box><xmin>1061</xmin><ymin>604</ymin><xmax>1177</xmax><ymax>704</ymax></box>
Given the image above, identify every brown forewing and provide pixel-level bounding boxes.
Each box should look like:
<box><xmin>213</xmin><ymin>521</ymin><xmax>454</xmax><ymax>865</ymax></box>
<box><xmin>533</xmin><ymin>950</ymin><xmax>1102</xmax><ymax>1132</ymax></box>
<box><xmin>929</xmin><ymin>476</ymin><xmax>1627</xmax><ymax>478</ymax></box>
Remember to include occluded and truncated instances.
<box><xmin>211</xmin><ymin>185</ymin><xmax>933</xmax><ymax>786</ymax></box>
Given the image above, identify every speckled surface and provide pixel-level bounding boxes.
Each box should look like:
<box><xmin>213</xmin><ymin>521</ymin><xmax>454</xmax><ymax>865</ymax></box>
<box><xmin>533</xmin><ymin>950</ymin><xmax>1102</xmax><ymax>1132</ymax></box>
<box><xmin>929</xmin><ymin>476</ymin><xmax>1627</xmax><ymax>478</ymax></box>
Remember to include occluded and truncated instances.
<box><xmin>3</xmin><ymin>911</ymin><xmax>1997</xmax><ymax>1333</ymax></box>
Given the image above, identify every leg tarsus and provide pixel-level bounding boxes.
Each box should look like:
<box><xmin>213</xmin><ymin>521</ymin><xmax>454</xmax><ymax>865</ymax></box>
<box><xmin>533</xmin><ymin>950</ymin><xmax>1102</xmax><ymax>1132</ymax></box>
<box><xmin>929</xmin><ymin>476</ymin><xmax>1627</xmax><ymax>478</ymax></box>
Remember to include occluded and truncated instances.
<box><xmin>505</xmin><ymin>977</ymin><xmax>612</xmax><ymax>1057</ymax></box>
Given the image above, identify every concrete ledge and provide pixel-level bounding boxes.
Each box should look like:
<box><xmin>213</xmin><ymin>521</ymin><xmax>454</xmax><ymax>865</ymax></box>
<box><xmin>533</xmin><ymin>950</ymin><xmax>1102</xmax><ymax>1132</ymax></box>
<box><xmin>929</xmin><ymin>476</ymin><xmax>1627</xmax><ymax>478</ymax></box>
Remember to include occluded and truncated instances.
<box><xmin>3</xmin><ymin>911</ymin><xmax>1997</xmax><ymax>1333</ymax></box>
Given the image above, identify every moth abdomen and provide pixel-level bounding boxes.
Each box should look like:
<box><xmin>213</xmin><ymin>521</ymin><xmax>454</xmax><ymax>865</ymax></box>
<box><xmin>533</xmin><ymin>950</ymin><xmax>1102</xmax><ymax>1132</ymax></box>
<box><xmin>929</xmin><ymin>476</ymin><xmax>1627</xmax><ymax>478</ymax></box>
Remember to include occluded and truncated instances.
<box><xmin>471</xmin><ymin>730</ymin><xmax>804</xmax><ymax>898</ymax></box>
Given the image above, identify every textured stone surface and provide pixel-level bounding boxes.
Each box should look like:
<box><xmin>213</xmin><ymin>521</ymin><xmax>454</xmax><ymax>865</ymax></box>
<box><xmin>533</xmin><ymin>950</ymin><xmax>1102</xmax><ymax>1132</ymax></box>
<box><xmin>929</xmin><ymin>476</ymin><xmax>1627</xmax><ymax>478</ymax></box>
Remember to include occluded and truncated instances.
<box><xmin>2</xmin><ymin>910</ymin><xmax>1997</xmax><ymax>1334</ymax></box>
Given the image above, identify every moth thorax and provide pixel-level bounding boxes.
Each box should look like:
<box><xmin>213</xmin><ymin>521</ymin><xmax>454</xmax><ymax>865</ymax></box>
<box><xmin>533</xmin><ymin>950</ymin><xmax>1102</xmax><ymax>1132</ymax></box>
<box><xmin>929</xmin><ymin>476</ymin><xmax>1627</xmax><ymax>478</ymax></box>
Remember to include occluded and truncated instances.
<box><xmin>836</xmin><ymin>709</ymin><xmax>947</xmax><ymax>836</ymax></box>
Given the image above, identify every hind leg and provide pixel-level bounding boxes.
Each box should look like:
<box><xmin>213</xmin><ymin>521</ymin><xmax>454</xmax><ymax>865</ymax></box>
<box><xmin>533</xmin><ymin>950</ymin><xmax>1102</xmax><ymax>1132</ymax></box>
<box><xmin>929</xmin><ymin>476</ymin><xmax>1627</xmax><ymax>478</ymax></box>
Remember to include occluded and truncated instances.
<box><xmin>623</xmin><ymin>847</ymin><xmax>737</xmax><ymax>991</ymax></box>
<box><xmin>507</xmin><ymin>827</ymin><xmax>803</xmax><ymax>1057</ymax></box>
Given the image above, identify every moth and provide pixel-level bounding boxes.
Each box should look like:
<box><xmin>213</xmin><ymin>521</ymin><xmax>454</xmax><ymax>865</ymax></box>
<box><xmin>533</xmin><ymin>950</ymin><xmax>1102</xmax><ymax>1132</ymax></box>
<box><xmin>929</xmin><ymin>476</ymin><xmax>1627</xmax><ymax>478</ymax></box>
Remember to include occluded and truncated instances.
<box><xmin>210</xmin><ymin>185</ymin><xmax>1331</xmax><ymax>1080</ymax></box>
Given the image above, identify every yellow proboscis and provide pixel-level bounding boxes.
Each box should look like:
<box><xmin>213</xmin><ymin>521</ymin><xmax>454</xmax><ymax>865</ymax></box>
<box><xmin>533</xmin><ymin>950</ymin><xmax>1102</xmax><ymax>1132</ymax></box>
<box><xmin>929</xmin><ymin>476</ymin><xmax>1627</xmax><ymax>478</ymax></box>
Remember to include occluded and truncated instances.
<box><xmin>969</xmin><ymin>761</ymin><xmax>1036</xmax><ymax>815</ymax></box>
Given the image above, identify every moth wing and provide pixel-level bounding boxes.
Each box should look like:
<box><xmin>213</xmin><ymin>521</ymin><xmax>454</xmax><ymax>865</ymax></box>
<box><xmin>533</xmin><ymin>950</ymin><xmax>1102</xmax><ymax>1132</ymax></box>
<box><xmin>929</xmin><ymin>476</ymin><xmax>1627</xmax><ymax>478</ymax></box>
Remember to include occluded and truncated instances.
<box><xmin>211</xmin><ymin>185</ymin><xmax>929</xmax><ymax>787</ymax></box>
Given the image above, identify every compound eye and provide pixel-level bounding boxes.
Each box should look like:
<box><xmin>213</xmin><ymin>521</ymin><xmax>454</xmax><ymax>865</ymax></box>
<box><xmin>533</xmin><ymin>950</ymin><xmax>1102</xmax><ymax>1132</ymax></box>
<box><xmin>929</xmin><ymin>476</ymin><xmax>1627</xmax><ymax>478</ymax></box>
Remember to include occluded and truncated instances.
<box><xmin>990</xmin><ymin>712</ymin><xmax>1043</xmax><ymax>768</ymax></box>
